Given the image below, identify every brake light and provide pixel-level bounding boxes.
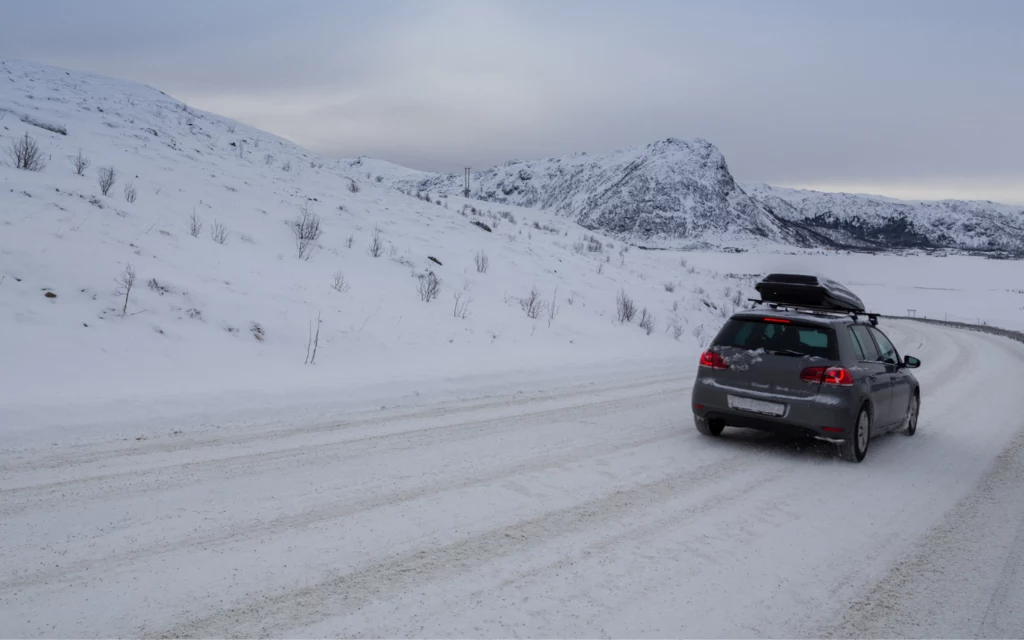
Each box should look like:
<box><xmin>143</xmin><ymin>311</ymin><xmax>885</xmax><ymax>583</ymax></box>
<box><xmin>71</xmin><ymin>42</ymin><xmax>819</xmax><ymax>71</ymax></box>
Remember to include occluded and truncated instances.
<box><xmin>800</xmin><ymin>366</ymin><xmax>854</xmax><ymax>386</ymax></box>
<box><xmin>821</xmin><ymin>426</ymin><xmax>844</xmax><ymax>433</ymax></box>
<box><xmin>699</xmin><ymin>351</ymin><xmax>728</xmax><ymax>370</ymax></box>
<box><xmin>763</xmin><ymin>317</ymin><xmax>791</xmax><ymax>323</ymax></box>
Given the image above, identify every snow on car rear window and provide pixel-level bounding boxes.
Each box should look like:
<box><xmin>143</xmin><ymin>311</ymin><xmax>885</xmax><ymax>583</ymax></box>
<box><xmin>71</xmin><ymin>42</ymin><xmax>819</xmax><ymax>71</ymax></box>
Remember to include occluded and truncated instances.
<box><xmin>713</xmin><ymin>318</ymin><xmax>837</xmax><ymax>359</ymax></box>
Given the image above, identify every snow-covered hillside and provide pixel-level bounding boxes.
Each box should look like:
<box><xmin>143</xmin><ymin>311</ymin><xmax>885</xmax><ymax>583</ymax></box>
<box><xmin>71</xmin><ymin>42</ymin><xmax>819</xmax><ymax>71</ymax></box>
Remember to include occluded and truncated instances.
<box><xmin>0</xmin><ymin>59</ymin><xmax>753</xmax><ymax>434</ymax></box>
<box><xmin>400</xmin><ymin>138</ymin><xmax>816</xmax><ymax>250</ymax></box>
<box><xmin>743</xmin><ymin>183</ymin><xmax>1024</xmax><ymax>255</ymax></box>
<box><xmin>398</xmin><ymin>139</ymin><xmax>1024</xmax><ymax>255</ymax></box>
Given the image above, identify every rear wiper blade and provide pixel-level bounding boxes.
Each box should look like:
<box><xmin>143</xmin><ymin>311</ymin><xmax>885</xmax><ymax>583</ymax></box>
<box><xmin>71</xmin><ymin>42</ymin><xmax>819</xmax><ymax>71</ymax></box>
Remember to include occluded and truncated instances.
<box><xmin>766</xmin><ymin>349</ymin><xmax>806</xmax><ymax>357</ymax></box>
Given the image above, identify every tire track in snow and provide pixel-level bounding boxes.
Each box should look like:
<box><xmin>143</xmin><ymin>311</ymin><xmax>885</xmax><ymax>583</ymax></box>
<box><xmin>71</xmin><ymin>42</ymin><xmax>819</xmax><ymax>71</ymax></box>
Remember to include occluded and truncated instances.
<box><xmin>0</xmin><ymin>378</ymin><xmax>687</xmax><ymax>511</ymax></box>
<box><xmin>2</xmin><ymin>372</ymin><xmax>688</xmax><ymax>474</ymax></box>
<box><xmin>153</xmin><ymin>451</ymin><xmax>788</xmax><ymax>639</ymax></box>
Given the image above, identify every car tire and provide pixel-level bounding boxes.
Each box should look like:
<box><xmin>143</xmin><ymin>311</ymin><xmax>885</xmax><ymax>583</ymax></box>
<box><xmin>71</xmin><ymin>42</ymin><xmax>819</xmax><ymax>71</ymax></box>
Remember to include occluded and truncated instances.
<box><xmin>841</xmin><ymin>406</ymin><xmax>871</xmax><ymax>463</ymax></box>
<box><xmin>695</xmin><ymin>415</ymin><xmax>724</xmax><ymax>437</ymax></box>
<box><xmin>904</xmin><ymin>393</ymin><xmax>919</xmax><ymax>436</ymax></box>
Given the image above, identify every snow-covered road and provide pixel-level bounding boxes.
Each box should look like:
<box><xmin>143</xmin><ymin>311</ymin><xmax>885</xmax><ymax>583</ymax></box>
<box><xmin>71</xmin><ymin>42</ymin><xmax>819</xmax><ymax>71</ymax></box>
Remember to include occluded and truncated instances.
<box><xmin>2</xmin><ymin>320</ymin><xmax>1023</xmax><ymax>638</ymax></box>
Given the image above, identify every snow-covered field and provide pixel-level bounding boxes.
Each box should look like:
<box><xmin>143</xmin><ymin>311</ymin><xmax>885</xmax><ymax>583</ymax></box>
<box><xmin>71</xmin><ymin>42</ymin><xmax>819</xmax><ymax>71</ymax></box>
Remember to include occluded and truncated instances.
<box><xmin>3</xmin><ymin>58</ymin><xmax>1024</xmax><ymax>637</ymax></box>
<box><xmin>2</xmin><ymin>320</ymin><xmax>1024</xmax><ymax>637</ymax></box>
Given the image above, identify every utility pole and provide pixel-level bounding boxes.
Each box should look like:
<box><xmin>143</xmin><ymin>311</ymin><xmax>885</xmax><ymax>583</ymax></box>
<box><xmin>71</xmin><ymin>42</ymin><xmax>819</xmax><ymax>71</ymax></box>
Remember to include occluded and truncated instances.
<box><xmin>463</xmin><ymin>167</ymin><xmax>471</xmax><ymax>197</ymax></box>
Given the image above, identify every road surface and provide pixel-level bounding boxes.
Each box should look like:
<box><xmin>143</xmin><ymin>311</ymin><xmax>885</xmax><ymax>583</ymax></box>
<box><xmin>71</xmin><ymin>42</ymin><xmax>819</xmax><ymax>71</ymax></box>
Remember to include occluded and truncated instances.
<box><xmin>2</xmin><ymin>320</ymin><xmax>1023</xmax><ymax>638</ymax></box>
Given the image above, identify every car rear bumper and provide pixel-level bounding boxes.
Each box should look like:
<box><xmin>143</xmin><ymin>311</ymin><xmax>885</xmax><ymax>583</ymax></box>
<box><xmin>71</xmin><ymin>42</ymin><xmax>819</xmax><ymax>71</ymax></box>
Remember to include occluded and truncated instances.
<box><xmin>692</xmin><ymin>379</ymin><xmax>859</xmax><ymax>439</ymax></box>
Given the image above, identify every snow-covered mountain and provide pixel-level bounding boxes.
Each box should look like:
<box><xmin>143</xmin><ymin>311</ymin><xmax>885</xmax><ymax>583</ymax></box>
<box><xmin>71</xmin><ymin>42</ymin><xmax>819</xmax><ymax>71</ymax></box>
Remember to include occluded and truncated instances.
<box><xmin>401</xmin><ymin>140</ymin><xmax>1024</xmax><ymax>255</ymax></box>
<box><xmin>402</xmin><ymin>138</ymin><xmax>813</xmax><ymax>249</ymax></box>
<box><xmin>744</xmin><ymin>183</ymin><xmax>1024</xmax><ymax>255</ymax></box>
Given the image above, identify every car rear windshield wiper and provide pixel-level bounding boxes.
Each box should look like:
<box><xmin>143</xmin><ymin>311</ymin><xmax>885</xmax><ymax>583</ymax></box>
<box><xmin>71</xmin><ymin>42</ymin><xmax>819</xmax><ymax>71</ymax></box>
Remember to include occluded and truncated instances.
<box><xmin>766</xmin><ymin>349</ymin><xmax>806</xmax><ymax>357</ymax></box>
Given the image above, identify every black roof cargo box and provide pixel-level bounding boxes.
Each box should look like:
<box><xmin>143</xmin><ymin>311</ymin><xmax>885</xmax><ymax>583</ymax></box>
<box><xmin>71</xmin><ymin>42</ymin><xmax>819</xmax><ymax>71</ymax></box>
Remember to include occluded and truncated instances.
<box><xmin>754</xmin><ymin>274</ymin><xmax>865</xmax><ymax>313</ymax></box>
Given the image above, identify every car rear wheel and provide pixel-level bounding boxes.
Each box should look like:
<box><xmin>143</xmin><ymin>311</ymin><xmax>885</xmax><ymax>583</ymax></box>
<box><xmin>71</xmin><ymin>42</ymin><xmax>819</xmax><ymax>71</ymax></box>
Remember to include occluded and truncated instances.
<box><xmin>695</xmin><ymin>415</ymin><xmax>725</xmax><ymax>437</ymax></box>
<box><xmin>904</xmin><ymin>393</ymin><xmax>919</xmax><ymax>436</ymax></box>
<box><xmin>841</xmin><ymin>406</ymin><xmax>871</xmax><ymax>463</ymax></box>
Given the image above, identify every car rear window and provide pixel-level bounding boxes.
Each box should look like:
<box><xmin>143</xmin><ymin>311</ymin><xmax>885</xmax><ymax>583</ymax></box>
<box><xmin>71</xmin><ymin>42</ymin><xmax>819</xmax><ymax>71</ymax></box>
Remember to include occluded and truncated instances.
<box><xmin>713</xmin><ymin>318</ymin><xmax>838</xmax><ymax>359</ymax></box>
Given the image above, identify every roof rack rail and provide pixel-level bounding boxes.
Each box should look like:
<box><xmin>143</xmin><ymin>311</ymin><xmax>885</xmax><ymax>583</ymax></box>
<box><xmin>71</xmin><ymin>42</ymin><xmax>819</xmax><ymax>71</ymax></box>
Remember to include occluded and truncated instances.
<box><xmin>748</xmin><ymin>298</ymin><xmax>881</xmax><ymax>326</ymax></box>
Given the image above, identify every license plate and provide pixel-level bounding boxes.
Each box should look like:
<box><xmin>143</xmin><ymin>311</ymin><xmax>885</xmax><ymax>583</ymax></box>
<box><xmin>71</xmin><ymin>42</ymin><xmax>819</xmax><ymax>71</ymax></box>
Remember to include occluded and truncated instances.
<box><xmin>728</xmin><ymin>395</ymin><xmax>786</xmax><ymax>417</ymax></box>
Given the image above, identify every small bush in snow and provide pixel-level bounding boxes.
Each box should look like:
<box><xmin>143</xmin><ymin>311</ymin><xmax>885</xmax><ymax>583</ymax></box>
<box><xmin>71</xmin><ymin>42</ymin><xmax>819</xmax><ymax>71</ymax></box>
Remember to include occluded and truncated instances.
<box><xmin>71</xmin><ymin>149</ymin><xmax>90</xmax><ymax>176</ymax></box>
<box><xmin>453</xmin><ymin>290</ymin><xmax>472</xmax><ymax>319</ymax></box>
<box><xmin>124</xmin><ymin>181</ymin><xmax>137</xmax><ymax>203</ymax></box>
<box><xmin>250</xmin><ymin>322</ymin><xmax>265</xmax><ymax>342</ymax></box>
<box><xmin>188</xmin><ymin>210</ymin><xmax>203</xmax><ymax>238</ymax></box>
<box><xmin>616</xmin><ymin>289</ymin><xmax>637</xmax><ymax>323</ymax></box>
<box><xmin>115</xmin><ymin>263</ymin><xmax>136</xmax><ymax>317</ymax></box>
<box><xmin>348</xmin><ymin>180</ymin><xmax>360</xmax><ymax>193</ymax></box>
<box><xmin>7</xmin><ymin>133</ymin><xmax>46</xmax><ymax>171</ymax></box>
<box><xmin>147</xmin><ymin>278</ymin><xmax>171</xmax><ymax>295</ymax></box>
<box><xmin>670</xmin><ymin>320</ymin><xmax>684</xmax><ymax>340</ymax></box>
<box><xmin>572</xmin><ymin>241</ymin><xmax>585</xmax><ymax>255</ymax></box>
<box><xmin>471</xmin><ymin>220</ymin><xmax>492</xmax><ymax>233</ymax></box>
<box><xmin>639</xmin><ymin>308</ymin><xmax>656</xmax><ymax>335</ymax></box>
<box><xmin>417</xmin><ymin>270</ymin><xmax>442</xmax><ymax>302</ymax></box>
<box><xmin>474</xmin><ymin>250</ymin><xmax>489</xmax><ymax>273</ymax></box>
<box><xmin>186</xmin><ymin>307</ymin><xmax>203</xmax><ymax>320</ymax></box>
<box><xmin>731</xmin><ymin>289</ymin><xmax>744</xmax><ymax>307</ymax></box>
<box><xmin>368</xmin><ymin>226</ymin><xmax>384</xmax><ymax>257</ymax></box>
<box><xmin>375</xmin><ymin>175</ymin><xmax>384</xmax><ymax>183</ymax></box>
<box><xmin>264</xmin><ymin>153</ymin><xmax>275</xmax><ymax>165</ymax></box>
<box><xmin>346</xmin><ymin>234</ymin><xmax>354</xmax><ymax>249</ymax></box>
<box><xmin>98</xmin><ymin>166</ymin><xmax>117</xmax><ymax>196</ymax></box>
<box><xmin>664</xmin><ymin>282</ymin><xmax>676</xmax><ymax>293</ymax></box>
<box><xmin>281</xmin><ymin>160</ymin><xmax>292</xmax><ymax>172</ymax></box>
<box><xmin>519</xmin><ymin>286</ymin><xmax>548</xmax><ymax>320</ymax></box>
<box><xmin>210</xmin><ymin>220</ymin><xmax>229</xmax><ymax>245</ymax></box>
<box><xmin>227</xmin><ymin>122</ymin><xmax>237</xmax><ymax>134</ymax></box>
<box><xmin>291</xmin><ymin>202</ymin><xmax>322</xmax><ymax>260</ymax></box>
<box><xmin>21</xmin><ymin>114</ymin><xmax>67</xmax><ymax>136</ymax></box>
<box><xmin>331</xmin><ymin>271</ymin><xmax>350</xmax><ymax>292</ymax></box>
<box><xmin>585</xmin><ymin>235</ymin><xmax>604</xmax><ymax>253</ymax></box>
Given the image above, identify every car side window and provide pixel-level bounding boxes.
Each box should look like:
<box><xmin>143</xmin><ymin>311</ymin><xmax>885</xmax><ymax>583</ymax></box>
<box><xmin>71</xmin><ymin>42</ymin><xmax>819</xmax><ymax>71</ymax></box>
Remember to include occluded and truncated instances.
<box><xmin>848</xmin><ymin>327</ymin><xmax>867</xmax><ymax>360</ymax></box>
<box><xmin>869</xmin><ymin>327</ymin><xmax>900</xmax><ymax>365</ymax></box>
<box><xmin>850</xmin><ymin>325</ymin><xmax>880</xmax><ymax>361</ymax></box>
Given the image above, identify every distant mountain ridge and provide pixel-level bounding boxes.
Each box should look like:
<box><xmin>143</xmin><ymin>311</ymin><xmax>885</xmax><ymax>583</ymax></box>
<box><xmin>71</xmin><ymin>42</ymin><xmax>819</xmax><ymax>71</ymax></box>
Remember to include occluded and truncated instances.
<box><xmin>397</xmin><ymin>139</ymin><xmax>1024</xmax><ymax>255</ymax></box>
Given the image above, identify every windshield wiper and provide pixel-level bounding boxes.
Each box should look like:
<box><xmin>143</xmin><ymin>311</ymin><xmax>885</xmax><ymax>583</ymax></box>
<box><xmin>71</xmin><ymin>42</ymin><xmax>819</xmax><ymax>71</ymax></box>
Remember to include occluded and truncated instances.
<box><xmin>766</xmin><ymin>349</ymin><xmax>806</xmax><ymax>357</ymax></box>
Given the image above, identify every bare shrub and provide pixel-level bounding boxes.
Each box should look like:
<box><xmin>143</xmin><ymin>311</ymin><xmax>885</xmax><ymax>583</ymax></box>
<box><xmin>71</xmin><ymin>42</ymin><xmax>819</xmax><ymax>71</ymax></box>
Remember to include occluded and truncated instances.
<box><xmin>188</xmin><ymin>209</ymin><xmax>202</xmax><ymax>237</ymax></box>
<box><xmin>345</xmin><ymin>234</ymin><xmax>354</xmax><ymax>249</ymax></box>
<box><xmin>572</xmin><ymin>241</ymin><xmax>585</xmax><ymax>255</ymax></box>
<box><xmin>474</xmin><ymin>250</ymin><xmax>489</xmax><ymax>273</ymax></box>
<box><xmin>470</xmin><ymin>220</ymin><xmax>492</xmax><ymax>233</ymax></box>
<box><xmin>348</xmin><ymin>179</ymin><xmax>360</xmax><ymax>193</ymax></box>
<box><xmin>616</xmin><ymin>289</ymin><xmax>637</xmax><ymax>323</ymax></box>
<box><xmin>147</xmin><ymin>278</ymin><xmax>171</xmax><ymax>295</ymax></box>
<box><xmin>305</xmin><ymin>311</ymin><xmax>322</xmax><ymax>364</ymax></box>
<box><xmin>417</xmin><ymin>270</ymin><xmax>442</xmax><ymax>302</ymax></box>
<box><xmin>731</xmin><ymin>289</ymin><xmax>744</xmax><ymax>307</ymax></box>
<box><xmin>98</xmin><ymin>166</ymin><xmax>117</xmax><ymax>196</ymax></box>
<box><xmin>123</xmin><ymin>181</ymin><xmax>137</xmax><ymax>203</ymax></box>
<box><xmin>115</xmin><ymin>263</ymin><xmax>136</xmax><ymax>316</ymax></box>
<box><xmin>664</xmin><ymin>282</ymin><xmax>676</xmax><ymax>293</ymax></box>
<box><xmin>210</xmin><ymin>220</ymin><xmax>229</xmax><ymax>244</ymax></box>
<box><xmin>281</xmin><ymin>160</ymin><xmax>291</xmax><ymax>172</ymax></box>
<box><xmin>548</xmin><ymin>286</ymin><xmax>558</xmax><ymax>326</ymax></box>
<box><xmin>519</xmin><ymin>286</ymin><xmax>547</xmax><ymax>320</ymax></box>
<box><xmin>264</xmin><ymin>153</ymin><xmax>275</xmax><ymax>165</ymax></box>
<box><xmin>291</xmin><ymin>202</ymin><xmax>323</xmax><ymax>260</ymax></box>
<box><xmin>639</xmin><ymin>308</ymin><xmax>656</xmax><ymax>335</ymax></box>
<box><xmin>453</xmin><ymin>290</ymin><xmax>472</xmax><ymax>319</ymax></box>
<box><xmin>585</xmin><ymin>235</ymin><xmax>604</xmax><ymax>253</ymax></box>
<box><xmin>670</xmin><ymin>319</ymin><xmax>684</xmax><ymax>340</ymax></box>
<box><xmin>368</xmin><ymin>226</ymin><xmax>384</xmax><ymax>257</ymax></box>
<box><xmin>7</xmin><ymin>133</ymin><xmax>46</xmax><ymax>171</ymax></box>
<box><xmin>71</xmin><ymin>149</ymin><xmax>90</xmax><ymax>176</ymax></box>
<box><xmin>227</xmin><ymin>122</ymin><xmax>237</xmax><ymax>134</ymax></box>
<box><xmin>597</xmin><ymin>262</ymin><xmax>605</xmax><ymax>275</ymax></box>
<box><xmin>331</xmin><ymin>271</ymin><xmax>350</xmax><ymax>293</ymax></box>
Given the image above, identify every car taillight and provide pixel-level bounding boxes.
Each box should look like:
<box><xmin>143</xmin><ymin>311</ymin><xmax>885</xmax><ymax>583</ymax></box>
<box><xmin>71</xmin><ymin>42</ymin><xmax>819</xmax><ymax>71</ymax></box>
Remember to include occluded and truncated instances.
<box><xmin>699</xmin><ymin>350</ymin><xmax>728</xmax><ymax>370</ymax></box>
<box><xmin>800</xmin><ymin>366</ymin><xmax>854</xmax><ymax>386</ymax></box>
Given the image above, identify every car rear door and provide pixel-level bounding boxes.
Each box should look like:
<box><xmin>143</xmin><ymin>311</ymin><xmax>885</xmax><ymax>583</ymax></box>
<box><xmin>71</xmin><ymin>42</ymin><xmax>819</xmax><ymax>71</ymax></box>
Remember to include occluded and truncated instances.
<box><xmin>870</xmin><ymin>327</ymin><xmax>911</xmax><ymax>428</ymax></box>
<box><xmin>849</xmin><ymin>324</ymin><xmax>892</xmax><ymax>427</ymax></box>
<box><xmin>709</xmin><ymin>316</ymin><xmax>839</xmax><ymax>404</ymax></box>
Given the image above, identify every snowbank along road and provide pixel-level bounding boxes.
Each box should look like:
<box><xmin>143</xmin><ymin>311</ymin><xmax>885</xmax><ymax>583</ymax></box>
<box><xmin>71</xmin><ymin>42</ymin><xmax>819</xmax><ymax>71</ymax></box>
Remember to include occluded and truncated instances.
<box><xmin>2</xmin><ymin>320</ymin><xmax>1023</xmax><ymax>638</ymax></box>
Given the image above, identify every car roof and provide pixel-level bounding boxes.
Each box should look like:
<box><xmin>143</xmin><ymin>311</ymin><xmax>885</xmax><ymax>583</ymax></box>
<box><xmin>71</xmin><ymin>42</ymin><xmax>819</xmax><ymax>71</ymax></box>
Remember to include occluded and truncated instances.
<box><xmin>730</xmin><ymin>308</ymin><xmax>871</xmax><ymax>327</ymax></box>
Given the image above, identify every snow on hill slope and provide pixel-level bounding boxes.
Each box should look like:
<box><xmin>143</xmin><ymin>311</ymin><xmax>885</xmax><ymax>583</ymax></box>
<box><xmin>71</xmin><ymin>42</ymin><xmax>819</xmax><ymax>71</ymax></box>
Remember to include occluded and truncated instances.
<box><xmin>399</xmin><ymin>140</ymin><xmax>1024</xmax><ymax>255</ymax></box>
<box><xmin>744</xmin><ymin>183</ymin><xmax>1024</xmax><ymax>256</ymax></box>
<box><xmin>402</xmin><ymin>138</ymin><xmax>814</xmax><ymax>250</ymax></box>
<box><xmin>1</xmin><ymin>59</ymin><xmax>749</xmax><ymax>437</ymax></box>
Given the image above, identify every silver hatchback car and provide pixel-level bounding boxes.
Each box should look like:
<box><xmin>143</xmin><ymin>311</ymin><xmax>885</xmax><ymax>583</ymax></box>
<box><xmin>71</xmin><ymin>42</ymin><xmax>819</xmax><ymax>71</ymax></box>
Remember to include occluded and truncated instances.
<box><xmin>691</xmin><ymin>309</ymin><xmax>921</xmax><ymax>462</ymax></box>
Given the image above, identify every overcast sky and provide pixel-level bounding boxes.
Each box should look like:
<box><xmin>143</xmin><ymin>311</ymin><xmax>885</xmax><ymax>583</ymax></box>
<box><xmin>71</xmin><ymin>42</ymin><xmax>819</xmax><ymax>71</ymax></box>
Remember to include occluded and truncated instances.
<box><xmin>3</xmin><ymin>0</ymin><xmax>1022</xmax><ymax>203</ymax></box>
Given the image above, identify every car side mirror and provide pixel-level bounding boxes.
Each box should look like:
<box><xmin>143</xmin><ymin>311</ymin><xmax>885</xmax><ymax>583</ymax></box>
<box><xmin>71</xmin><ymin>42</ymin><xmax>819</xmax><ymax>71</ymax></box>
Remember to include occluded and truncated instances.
<box><xmin>903</xmin><ymin>355</ymin><xmax>921</xmax><ymax>369</ymax></box>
